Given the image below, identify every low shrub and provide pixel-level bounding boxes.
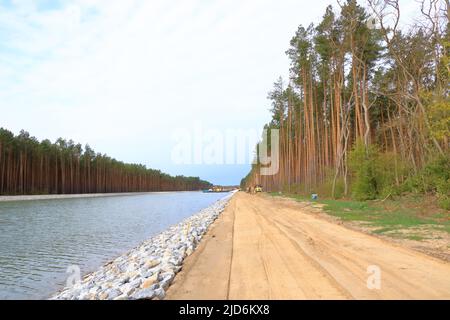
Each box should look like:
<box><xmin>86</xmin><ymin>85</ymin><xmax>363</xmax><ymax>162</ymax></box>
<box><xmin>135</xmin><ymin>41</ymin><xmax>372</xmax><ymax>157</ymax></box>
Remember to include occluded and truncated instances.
<box><xmin>348</xmin><ymin>141</ymin><xmax>380</xmax><ymax>200</ymax></box>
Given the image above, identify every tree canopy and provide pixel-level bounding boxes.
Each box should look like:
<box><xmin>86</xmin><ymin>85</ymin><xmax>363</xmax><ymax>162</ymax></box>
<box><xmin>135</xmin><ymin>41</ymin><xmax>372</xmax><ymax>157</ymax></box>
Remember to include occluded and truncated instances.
<box><xmin>0</xmin><ymin>128</ymin><xmax>211</xmax><ymax>195</ymax></box>
<box><xmin>242</xmin><ymin>0</ymin><xmax>449</xmax><ymax>206</ymax></box>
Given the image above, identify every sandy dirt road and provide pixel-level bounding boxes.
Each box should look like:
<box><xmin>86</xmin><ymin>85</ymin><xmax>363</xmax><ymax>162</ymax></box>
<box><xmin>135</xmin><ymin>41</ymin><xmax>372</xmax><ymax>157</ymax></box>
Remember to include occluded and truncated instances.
<box><xmin>166</xmin><ymin>192</ymin><xmax>450</xmax><ymax>300</ymax></box>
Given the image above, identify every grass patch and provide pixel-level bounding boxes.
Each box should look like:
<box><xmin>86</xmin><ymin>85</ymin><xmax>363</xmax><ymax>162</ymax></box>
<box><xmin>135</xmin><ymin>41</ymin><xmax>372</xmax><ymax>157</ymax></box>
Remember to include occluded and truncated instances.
<box><xmin>320</xmin><ymin>199</ymin><xmax>376</xmax><ymax>222</ymax></box>
<box><xmin>273</xmin><ymin>192</ymin><xmax>450</xmax><ymax>240</ymax></box>
<box><xmin>403</xmin><ymin>234</ymin><xmax>426</xmax><ymax>241</ymax></box>
<box><xmin>372</xmin><ymin>227</ymin><xmax>397</xmax><ymax>234</ymax></box>
<box><xmin>432</xmin><ymin>212</ymin><xmax>450</xmax><ymax>220</ymax></box>
<box><xmin>442</xmin><ymin>225</ymin><xmax>450</xmax><ymax>234</ymax></box>
<box><xmin>269</xmin><ymin>192</ymin><xmax>309</xmax><ymax>201</ymax></box>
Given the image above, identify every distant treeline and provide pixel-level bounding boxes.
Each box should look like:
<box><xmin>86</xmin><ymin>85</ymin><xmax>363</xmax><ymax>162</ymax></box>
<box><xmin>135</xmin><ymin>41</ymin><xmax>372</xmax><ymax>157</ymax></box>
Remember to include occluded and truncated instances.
<box><xmin>0</xmin><ymin>128</ymin><xmax>211</xmax><ymax>195</ymax></box>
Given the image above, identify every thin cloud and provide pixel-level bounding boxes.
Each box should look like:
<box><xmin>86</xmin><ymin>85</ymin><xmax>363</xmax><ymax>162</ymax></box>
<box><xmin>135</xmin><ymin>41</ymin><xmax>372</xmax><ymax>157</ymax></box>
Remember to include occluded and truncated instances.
<box><xmin>0</xmin><ymin>0</ymin><xmax>420</xmax><ymax>185</ymax></box>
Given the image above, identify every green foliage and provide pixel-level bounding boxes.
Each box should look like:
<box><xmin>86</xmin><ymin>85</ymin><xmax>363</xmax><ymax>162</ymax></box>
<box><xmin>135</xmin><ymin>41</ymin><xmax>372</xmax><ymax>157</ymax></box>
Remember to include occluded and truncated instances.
<box><xmin>316</xmin><ymin>170</ymin><xmax>345</xmax><ymax>199</ymax></box>
<box><xmin>402</xmin><ymin>155</ymin><xmax>450</xmax><ymax>210</ymax></box>
<box><xmin>331</xmin><ymin>179</ymin><xmax>346</xmax><ymax>199</ymax></box>
<box><xmin>423</xmin><ymin>156</ymin><xmax>450</xmax><ymax>210</ymax></box>
<box><xmin>375</xmin><ymin>152</ymin><xmax>408</xmax><ymax>197</ymax></box>
<box><xmin>439</xmin><ymin>198</ymin><xmax>450</xmax><ymax>211</ymax></box>
<box><xmin>429</xmin><ymin>100</ymin><xmax>450</xmax><ymax>141</ymax></box>
<box><xmin>348</xmin><ymin>142</ymin><xmax>408</xmax><ymax>201</ymax></box>
<box><xmin>421</xmin><ymin>91</ymin><xmax>450</xmax><ymax>142</ymax></box>
<box><xmin>348</xmin><ymin>141</ymin><xmax>380</xmax><ymax>200</ymax></box>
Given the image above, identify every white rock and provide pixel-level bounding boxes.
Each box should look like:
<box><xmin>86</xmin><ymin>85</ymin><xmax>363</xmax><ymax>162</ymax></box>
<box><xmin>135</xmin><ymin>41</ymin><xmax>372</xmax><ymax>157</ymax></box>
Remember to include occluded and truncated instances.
<box><xmin>50</xmin><ymin>193</ymin><xmax>235</xmax><ymax>300</ymax></box>
<box><xmin>132</xmin><ymin>288</ymin><xmax>156</xmax><ymax>300</ymax></box>
<box><xmin>153</xmin><ymin>288</ymin><xmax>166</xmax><ymax>300</ymax></box>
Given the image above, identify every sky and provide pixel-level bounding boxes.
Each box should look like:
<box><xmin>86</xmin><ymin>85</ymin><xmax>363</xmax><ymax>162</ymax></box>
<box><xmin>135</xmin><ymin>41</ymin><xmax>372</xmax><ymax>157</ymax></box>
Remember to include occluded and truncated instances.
<box><xmin>0</xmin><ymin>0</ymin><xmax>420</xmax><ymax>185</ymax></box>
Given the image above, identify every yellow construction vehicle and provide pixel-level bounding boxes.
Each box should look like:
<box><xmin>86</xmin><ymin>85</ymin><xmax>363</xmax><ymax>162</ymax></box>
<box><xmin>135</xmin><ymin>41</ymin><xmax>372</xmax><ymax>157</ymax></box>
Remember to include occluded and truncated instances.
<box><xmin>255</xmin><ymin>185</ymin><xmax>263</xmax><ymax>193</ymax></box>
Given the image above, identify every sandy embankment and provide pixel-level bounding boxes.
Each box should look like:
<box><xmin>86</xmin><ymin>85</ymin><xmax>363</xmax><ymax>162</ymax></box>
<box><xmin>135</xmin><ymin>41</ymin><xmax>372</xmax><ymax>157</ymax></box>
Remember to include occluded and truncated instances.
<box><xmin>166</xmin><ymin>192</ymin><xmax>450</xmax><ymax>300</ymax></box>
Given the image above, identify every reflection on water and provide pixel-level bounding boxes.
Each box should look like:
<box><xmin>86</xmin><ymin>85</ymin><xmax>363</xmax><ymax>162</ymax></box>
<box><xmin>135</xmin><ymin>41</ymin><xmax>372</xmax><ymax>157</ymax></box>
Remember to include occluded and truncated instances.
<box><xmin>0</xmin><ymin>192</ymin><xmax>225</xmax><ymax>299</ymax></box>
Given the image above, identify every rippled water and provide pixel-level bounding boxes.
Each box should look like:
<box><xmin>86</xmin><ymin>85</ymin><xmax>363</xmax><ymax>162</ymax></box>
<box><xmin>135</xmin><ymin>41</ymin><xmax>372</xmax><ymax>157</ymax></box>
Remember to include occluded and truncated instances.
<box><xmin>0</xmin><ymin>191</ymin><xmax>226</xmax><ymax>299</ymax></box>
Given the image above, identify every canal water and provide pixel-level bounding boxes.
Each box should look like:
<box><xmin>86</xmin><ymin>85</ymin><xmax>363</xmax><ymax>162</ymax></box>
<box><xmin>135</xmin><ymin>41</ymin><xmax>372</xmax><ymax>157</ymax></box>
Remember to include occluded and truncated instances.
<box><xmin>0</xmin><ymin>191</ymin><xmax>226</xmax><ymax>299</ymax></box>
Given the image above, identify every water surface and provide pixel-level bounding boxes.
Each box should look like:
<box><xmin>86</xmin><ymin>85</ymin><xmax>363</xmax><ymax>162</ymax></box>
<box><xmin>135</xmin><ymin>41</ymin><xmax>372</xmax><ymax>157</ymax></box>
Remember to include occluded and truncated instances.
<box><xmin>0</xmin><ymin>191</ymin><xmax>226</xmax><ymax>299</ymax></box>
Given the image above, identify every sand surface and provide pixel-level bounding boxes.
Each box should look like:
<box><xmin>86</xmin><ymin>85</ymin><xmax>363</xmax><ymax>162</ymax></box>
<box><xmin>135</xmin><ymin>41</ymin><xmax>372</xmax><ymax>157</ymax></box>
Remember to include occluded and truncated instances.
<box><xmin>166</xmin><ymin>192</ymin><xmax>450</xmax><ymax>300</ymax></box>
